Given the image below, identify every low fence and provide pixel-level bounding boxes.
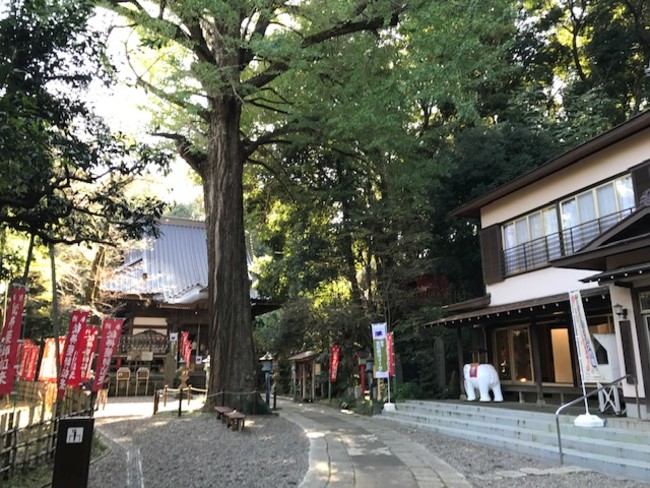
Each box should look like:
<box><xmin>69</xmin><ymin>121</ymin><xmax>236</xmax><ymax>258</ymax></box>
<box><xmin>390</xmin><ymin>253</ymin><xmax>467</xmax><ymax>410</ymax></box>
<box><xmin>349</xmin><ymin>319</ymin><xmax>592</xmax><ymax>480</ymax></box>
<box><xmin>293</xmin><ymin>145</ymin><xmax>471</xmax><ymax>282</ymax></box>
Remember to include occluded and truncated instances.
<box><xmin>153</xmin><ymin>385</ymin><xmax>208</xmax><ymax>416</ymax></box>
<box><xmin>0</xmin><ymin>384</ymin><xmax>93</xmax><ymax>480</ymax></box>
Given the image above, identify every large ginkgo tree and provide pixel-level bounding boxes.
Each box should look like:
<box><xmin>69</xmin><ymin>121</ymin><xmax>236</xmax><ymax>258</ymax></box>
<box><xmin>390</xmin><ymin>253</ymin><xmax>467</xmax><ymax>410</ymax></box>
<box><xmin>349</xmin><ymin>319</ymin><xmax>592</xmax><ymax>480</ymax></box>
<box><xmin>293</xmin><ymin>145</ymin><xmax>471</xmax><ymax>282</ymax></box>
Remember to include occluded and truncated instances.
<box><xmin>99</xmin><ymin>0</ymin><xmax>414</xmax><ymax>410</ymax></box>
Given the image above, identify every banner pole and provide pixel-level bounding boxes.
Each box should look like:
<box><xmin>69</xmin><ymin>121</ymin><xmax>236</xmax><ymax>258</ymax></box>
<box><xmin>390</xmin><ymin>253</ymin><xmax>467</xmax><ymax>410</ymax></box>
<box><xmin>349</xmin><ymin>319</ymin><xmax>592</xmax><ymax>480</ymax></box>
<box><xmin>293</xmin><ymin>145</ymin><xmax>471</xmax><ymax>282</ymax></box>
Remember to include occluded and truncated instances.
<box><xmin>568</xmin><ymin>290</ymin><xmax>604</xmax><ymax>428</ymax></box>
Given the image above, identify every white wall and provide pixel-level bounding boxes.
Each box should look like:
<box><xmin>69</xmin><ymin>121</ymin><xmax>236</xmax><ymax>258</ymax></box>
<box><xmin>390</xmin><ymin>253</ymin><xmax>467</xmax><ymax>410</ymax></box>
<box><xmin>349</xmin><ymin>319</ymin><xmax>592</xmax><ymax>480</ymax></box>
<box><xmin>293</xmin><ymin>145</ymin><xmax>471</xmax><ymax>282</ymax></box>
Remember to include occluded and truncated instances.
<box><xmin>610</xmin><ymin>285</ymin><xmax>646</xmax><ymax>406</ymax></box>
<box><xmin>480</xmin><ymin>130</ymin><xmax>650</xmax><ymax>227</ymax></box>
<box><xmin>487</xmin><ymin>267</ymin><xmax>600</xmax><ymax>305</ymax></box>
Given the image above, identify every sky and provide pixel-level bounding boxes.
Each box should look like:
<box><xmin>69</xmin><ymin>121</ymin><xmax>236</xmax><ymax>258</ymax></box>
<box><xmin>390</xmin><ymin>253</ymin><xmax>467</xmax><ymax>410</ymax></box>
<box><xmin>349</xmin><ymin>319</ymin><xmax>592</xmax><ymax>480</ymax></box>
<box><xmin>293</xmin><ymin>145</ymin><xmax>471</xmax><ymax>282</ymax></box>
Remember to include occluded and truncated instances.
<box><xmin>87</xmin><ymin>9</ymin><xmax>202</xmax><ymax>207</ymax></box>
<box><xmin>89</xmin><ymin>80</ymin><xmax>201</xmax><ymax>206</ymax></box>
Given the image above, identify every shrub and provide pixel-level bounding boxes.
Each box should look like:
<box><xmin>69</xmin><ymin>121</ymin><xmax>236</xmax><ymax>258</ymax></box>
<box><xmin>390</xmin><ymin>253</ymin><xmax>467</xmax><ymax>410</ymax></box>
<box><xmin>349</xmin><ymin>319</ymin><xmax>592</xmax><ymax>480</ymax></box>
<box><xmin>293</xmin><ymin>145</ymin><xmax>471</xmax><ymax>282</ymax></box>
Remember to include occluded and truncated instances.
<box><xmin>394</xmin><ymin>381</ymin><xmax>425</xmax><ymax>400</ymax></box>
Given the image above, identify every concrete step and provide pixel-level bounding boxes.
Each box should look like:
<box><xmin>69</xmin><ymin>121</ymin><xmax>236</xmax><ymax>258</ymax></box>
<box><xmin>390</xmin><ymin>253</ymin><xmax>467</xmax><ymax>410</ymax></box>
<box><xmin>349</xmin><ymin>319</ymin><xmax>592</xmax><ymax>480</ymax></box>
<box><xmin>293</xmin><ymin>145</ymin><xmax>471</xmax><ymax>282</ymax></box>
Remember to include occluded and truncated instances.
<box><xmin>381</xmin><ymin>401</ymin><xmax>650</xmax><ymax>483</ymax></box>
<box><xmin>384</xmin><ymin>408</ymin><xmax>650</xmax><ymax>464</ymax></box>
<box><xmin>393</xmin><ymin>400</ymin><xmax>650</xmax><ymax>443</ymax></box>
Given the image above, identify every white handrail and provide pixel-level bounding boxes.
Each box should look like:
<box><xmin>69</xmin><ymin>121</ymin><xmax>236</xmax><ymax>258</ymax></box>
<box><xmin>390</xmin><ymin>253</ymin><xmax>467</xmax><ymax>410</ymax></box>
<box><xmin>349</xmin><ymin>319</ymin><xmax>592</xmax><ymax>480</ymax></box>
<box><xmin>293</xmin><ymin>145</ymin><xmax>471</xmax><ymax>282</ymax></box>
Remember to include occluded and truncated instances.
<box><xmin>554</xmin><ymin>374</ymin><xmax>639</xmax><ymax>465</ymax></box>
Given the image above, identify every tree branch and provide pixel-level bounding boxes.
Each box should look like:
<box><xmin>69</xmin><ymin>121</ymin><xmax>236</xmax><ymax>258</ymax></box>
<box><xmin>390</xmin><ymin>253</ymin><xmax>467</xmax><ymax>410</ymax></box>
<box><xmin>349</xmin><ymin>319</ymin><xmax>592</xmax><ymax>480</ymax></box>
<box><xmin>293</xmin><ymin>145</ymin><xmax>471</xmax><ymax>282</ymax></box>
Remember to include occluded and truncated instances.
<box><xmin>247</xmin><ymin>158</ymin><xmax>296</xmax><ymax>202</ymax></box>
<box><xmin>242</xmin><ymin>123</ymin><xmax>304</xmax><ymax>158</ymax></box>
<box><xmin>152</xmin><ymin>132</ymin><xmax>207</xmax><ymax>175</ymax></box>
<box><xmin>106</xmin><ymin>1</ymin><xmax>213</xmax><ymax>63</ymax></box>
<box><xmin>244</xmin><ymin>4</ymin><xmax>404</xmax><ymax>89</ymax></box>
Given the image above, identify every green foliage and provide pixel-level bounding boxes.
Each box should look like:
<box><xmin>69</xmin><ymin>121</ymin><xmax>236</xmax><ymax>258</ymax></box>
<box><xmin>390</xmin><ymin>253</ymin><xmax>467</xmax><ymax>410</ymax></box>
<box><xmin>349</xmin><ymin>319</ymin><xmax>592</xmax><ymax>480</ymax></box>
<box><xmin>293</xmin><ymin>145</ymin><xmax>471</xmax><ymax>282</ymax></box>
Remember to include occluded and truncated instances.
<box><xmin>0</xmin><ymin>0</ymin><xmax>171</xmax><ymax>246</ymax></box>
<box><xmin>352</xmin><ymin>399</ymin><xmax>377</xmax><ymax>416</ymax></box>
<box><xmin>100</xmin><ymin>0</ymin><xmax>649</xmax><ymax>401</ymax></box>
<box><xmin>394</xmin><ymin>381</ymin><xmax>425</xmax><ymax>400</ymax></box>
<box><xmin>338</xmin><ymin>395</ymin><xmax>358</xmax><ymax>411</ymax></box>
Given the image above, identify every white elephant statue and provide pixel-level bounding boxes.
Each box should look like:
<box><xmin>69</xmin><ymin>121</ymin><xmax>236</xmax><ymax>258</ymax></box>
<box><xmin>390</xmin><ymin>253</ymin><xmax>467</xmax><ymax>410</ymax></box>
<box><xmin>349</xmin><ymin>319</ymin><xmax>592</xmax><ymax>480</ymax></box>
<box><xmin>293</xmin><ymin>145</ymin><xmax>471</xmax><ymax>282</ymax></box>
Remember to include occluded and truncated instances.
<box><xmin>463</xmin><ymin>363</ymin><xmax>503</xmax><ymax>402</ymax></box>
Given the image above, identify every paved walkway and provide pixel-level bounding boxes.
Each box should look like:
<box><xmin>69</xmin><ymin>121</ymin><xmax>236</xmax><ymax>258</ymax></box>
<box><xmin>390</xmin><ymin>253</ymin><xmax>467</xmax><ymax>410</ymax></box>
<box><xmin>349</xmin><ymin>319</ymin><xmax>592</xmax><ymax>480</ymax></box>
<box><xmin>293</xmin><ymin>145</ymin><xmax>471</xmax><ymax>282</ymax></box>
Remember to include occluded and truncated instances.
<box><xmin>276</xmin><ymin>399</ymin><xmax>471</xmax><ymax>488</ymax></box>
<box><xmin>92</xmin><ymin>396</ymin><xmax>470</xmax><ymax>487</ymax></box>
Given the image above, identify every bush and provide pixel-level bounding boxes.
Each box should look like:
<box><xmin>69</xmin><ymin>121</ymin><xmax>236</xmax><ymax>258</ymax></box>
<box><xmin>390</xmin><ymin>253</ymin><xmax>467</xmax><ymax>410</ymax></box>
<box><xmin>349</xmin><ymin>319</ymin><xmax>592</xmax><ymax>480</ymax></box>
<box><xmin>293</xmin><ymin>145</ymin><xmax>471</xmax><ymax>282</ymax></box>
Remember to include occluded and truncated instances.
<box><xmin>352</xmin><ymin>399</ymin><xmax>383</xmax><ymax>416</ymax></box>
<box><xmin>338</xmin><ymin>395</ymin><xmax>357</xmax><ymax>410</ymax></box>
<box><xmin>394</xmin><ymin>381</ymin><xmax>425</xmax><ymax>400</ymax></box>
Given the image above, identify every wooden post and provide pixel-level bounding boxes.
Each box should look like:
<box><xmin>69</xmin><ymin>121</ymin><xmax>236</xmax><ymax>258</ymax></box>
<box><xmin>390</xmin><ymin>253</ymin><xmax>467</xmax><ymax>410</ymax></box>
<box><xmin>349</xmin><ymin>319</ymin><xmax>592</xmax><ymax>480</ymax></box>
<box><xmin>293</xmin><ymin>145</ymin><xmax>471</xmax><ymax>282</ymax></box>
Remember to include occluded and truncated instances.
<box><xmin>457</xmin><ymin>326</ymin><xmax>465</xmax><ymax>399</ymax></box>
<box><xmin>530</xmin><ymin>320</ymin><xmax>545</xmax><ymax>406</ymax></box>
<box><xmin>153</xmin><ymin>390</ymin><xmax>159</xmax><ymax>415</ymax></box>
<box><xmin>178</xmin><ymin>388</ymin><xmax>183</xmax><ymax>417</ymax></box>
<box><xmin>163</xmin><ymin>386</ymin><xmax>168</xmax><ymax>406</ymax></box>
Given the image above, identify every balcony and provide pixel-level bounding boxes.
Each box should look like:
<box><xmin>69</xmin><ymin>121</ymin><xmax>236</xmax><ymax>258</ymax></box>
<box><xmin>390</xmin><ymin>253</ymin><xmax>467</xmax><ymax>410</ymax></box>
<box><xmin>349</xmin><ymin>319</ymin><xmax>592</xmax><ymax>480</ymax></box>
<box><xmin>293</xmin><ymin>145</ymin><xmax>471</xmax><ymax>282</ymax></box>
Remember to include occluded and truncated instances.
<box><xmin>502</xmin><ymin>208</ymin><xmax>634</xmax><ymax>276</ymax></box>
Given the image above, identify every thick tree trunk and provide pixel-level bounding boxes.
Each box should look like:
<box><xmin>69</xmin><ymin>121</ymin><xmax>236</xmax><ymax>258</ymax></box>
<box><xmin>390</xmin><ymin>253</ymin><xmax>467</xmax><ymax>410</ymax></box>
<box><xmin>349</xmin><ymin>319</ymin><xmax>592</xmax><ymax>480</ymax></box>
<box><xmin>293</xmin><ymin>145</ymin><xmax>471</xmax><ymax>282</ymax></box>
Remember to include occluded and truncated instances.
<box><xmin>202</xmin><ymin>95</ymin><xmax>266</xmax><ymax>413</ymax></box>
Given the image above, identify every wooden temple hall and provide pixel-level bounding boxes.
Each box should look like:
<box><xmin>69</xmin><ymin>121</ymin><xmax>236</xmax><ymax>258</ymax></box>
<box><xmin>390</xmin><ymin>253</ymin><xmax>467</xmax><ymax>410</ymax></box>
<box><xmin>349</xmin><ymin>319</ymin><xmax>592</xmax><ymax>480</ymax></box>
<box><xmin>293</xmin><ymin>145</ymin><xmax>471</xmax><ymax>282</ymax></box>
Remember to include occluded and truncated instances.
<box><xmin>100</xmin><ymin>217</ymin><xmax>277</xmax><ymax>381</ymax></box>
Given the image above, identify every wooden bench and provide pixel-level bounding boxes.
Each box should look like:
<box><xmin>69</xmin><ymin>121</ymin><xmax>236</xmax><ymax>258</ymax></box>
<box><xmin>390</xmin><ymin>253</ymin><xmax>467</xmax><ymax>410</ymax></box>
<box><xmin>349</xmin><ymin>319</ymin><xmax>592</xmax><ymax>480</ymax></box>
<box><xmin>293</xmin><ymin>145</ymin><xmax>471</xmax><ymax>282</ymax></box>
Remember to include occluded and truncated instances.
<box><xmin>224</xmin><ymin>410</ymin><xmax>246</xmax><ymax>431</ymax></box>
<box><xmin>215</xmin><ymin>406</ymin><xmax>234</xmax><ymax>423</ymax></box>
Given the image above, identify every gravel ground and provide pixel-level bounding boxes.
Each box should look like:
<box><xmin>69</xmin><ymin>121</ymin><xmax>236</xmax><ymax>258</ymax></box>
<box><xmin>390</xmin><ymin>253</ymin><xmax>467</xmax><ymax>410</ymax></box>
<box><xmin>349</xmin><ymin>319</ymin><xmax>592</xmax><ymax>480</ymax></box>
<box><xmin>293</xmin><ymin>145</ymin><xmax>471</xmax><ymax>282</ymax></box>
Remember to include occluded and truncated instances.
<box><xmin>88</xmin><ymin>407</ymin><xmax>649</xmax><ymax>488</ymax></box>
<box><xmin>88</xmin><ymin>412</ymin><xmax>309</xmax><ymax>488</ymax></box>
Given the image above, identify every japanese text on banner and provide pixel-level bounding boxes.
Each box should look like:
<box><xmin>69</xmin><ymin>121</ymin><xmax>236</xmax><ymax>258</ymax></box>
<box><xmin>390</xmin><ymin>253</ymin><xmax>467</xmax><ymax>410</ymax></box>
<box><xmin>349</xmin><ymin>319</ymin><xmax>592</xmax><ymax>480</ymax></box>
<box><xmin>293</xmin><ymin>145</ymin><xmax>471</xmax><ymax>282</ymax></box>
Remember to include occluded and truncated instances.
<box><xmin>569</xmin><ymin>290</ymin><xmax>605</xmax><ymax>384</ymax></box>
<box><xmin>371</xmin><ymin>322</ymin><xmax>389</xmax><ymax>379</ymax></box>
<box><xmin>93</xmin><ymin>318</ymin><xmax>124</xmax><ymax>392</ymax></box>
<box><xmin>0</xmin><ymin>285</ymin><xmax>27</xmax><ymax>395</ymax></box>
<box><xmin>58</xmin><ymin>310</ymin><xmax>90</xmax><ymax>399</ymax></box>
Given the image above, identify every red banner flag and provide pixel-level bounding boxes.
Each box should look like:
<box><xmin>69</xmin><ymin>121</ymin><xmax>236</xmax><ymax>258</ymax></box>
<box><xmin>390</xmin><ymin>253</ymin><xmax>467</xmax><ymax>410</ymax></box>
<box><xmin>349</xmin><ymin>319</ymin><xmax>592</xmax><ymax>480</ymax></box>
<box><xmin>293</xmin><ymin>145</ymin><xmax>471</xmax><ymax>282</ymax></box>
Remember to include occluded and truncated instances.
<box><xmin>329</xmin><ymin>345</ymin><xmax>341</xmax><ymax>383</ymax></box>
<box><xmin>58</xmin><ymin>310</ymin><xmax>90</xmax><ymax>398</ymax></box>
<box><xmin>92</xmin><ymin>318</ymin><xmax>123</xmax><ymax>392</ymax></box>
<box><xmin>80</xmin><ymin>326</ymin><xmax>98</xmax><ymax>382</ymax></box>
<box><xmin>180</xmin><ymin>331</ymin><xmax>191</xmax><ymax>365</ymax></box>
<box><xmin>19</xmin><ymin>339</ymin><xmax>40</xmax><ymax>381</ymax></box>
<box><xmin>0</xmin><ymin>285</ymin><xmax>27</xmax><ymax>395</ymax></box>
<box><xmin>67</xmin><ymin>320</ymin><xmax>89</xmax><ymax>389</ymax></box>
<box><xmin>387</xmin><ymin>332</ymin><xmax>395</xmax><ymax>377</ymax></box>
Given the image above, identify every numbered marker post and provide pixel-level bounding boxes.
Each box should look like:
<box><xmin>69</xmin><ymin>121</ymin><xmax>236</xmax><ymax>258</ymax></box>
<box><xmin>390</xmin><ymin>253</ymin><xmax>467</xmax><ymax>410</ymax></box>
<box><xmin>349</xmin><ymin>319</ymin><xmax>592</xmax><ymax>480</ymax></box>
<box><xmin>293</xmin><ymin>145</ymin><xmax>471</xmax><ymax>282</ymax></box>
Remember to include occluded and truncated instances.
<box><xmin>52</xmin><ymin>417</ymin><xmax>95</xmax><ymax>488</ymax></box>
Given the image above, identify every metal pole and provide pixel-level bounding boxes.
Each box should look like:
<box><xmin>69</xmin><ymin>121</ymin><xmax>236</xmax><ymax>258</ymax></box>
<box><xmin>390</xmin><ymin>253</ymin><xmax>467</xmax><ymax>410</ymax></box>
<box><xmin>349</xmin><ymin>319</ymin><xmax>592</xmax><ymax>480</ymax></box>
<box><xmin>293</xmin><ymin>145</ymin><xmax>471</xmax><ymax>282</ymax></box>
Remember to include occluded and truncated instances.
<box><xmin>265</xmin><ymin>373</ymin><xmax>270</xmax><ymax>407</ymax></box>
<box><xmin>178</xmin><ymin>388</ymin><xmax>183</xmax><ymax>417</ymax></box>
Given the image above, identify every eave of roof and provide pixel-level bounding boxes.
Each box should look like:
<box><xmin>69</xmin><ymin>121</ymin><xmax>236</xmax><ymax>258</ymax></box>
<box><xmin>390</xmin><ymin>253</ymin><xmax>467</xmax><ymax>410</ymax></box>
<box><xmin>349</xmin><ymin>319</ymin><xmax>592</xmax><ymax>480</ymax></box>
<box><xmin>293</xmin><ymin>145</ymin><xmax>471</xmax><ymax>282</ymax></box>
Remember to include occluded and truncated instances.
<box><xmin>287</xmin><ymin>351</ymin><xmax>320</xmax><ymax>362</ymax></box>
<box><xmin>428</xmin><ymin>286</ymin><xmax>608</xmax><ymax>327</ymax></box>
<box><xmin>452</xmin><ymin>110</ymin><xmax>650</xmax><ymax>218</ymax></box>
<box><xmin>581</xmin><ymin>263</ymin><xmax>650</xmax><ymax>284</ymax></box>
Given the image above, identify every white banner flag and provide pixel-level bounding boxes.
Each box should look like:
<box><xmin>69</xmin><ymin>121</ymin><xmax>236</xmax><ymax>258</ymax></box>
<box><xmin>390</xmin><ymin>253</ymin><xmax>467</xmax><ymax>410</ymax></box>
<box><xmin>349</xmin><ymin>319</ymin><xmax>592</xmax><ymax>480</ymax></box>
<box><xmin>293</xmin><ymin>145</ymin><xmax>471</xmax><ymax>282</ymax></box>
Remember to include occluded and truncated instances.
<box><xmin>569</xmin><ymin>290</ymin><xmax>605</xmax><ymax>383</ymax></box>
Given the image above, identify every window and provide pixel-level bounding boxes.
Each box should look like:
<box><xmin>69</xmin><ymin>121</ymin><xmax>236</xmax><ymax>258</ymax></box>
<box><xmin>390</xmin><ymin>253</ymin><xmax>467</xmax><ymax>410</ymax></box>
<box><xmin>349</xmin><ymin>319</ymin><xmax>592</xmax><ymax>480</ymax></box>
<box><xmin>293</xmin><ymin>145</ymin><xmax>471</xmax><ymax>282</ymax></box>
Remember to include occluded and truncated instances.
<box><xmin>493</xmin><ymin>326</ymin><xmax>533</xmax><ymax>383</ymax></box>
<box><xmin>502</xmin><ymin>207</ymin><xmax>559</xmax><ymax>274</ymax></box>
<box><xmin>639</xmin><ymin>291</ymin><xmax>650</xmax><ymax>313</ymax></box>
<box><xmin>561</xmin><ymin>175</ymin><xmax>635</xmax><ymax>253</ymax></box>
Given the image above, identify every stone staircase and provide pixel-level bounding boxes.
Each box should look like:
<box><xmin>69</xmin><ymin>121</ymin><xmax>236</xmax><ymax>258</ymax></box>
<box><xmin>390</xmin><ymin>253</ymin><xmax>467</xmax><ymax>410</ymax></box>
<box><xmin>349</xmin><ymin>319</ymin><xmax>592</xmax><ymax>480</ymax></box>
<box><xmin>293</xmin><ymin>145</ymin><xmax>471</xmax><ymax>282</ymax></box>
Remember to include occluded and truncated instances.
<box><xmin>380</xmin><ymin>400</ymin><xmax>650</xmax><ymax>483</ymax></box>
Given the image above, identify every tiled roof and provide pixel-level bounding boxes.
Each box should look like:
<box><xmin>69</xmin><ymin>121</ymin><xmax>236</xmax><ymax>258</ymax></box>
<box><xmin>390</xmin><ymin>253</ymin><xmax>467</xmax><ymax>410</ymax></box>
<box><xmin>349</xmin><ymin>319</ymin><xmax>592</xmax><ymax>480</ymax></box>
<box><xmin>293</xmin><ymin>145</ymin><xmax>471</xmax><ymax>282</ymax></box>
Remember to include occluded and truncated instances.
<box><xmin>101</xmin><ymin>217</ymin><xmax>258</xmax><ymax>304</ymax></box>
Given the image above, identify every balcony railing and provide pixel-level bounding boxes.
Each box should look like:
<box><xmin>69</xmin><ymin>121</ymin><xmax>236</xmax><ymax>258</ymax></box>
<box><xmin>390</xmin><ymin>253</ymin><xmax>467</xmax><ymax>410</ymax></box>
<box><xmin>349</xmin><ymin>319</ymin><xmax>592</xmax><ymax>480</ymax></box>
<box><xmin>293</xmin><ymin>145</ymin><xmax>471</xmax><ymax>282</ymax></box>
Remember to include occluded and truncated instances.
<box><xmin>502</xmin><ymin>208</ymin><xmax>634</xmax><ymax>276</ymax></box>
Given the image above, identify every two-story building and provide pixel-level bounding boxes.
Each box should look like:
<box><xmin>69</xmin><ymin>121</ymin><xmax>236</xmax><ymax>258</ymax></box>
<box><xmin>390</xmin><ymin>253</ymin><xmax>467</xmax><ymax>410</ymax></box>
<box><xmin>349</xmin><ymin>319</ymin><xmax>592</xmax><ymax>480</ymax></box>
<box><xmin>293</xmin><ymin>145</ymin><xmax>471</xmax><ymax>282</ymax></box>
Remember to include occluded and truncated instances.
<box><xmin>434</xmin><ymin>110</ymin><xmax>650</xmax><ymax>419</ymax></box>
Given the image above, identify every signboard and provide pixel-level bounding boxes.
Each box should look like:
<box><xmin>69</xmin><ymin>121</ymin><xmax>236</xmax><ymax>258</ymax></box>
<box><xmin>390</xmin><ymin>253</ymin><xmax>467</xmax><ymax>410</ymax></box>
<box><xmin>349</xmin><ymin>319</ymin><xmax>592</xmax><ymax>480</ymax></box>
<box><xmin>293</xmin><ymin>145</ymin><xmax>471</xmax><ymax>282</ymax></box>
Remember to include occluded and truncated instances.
<box><xmin>52</xmin><ymin>417</ymin><xmax>94</xmax><ymax>488</ymax></box>
<box><xmin>371</xmin><ymin>322</ymin><xmax>389</xmax><ymax>378</ymax></box>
